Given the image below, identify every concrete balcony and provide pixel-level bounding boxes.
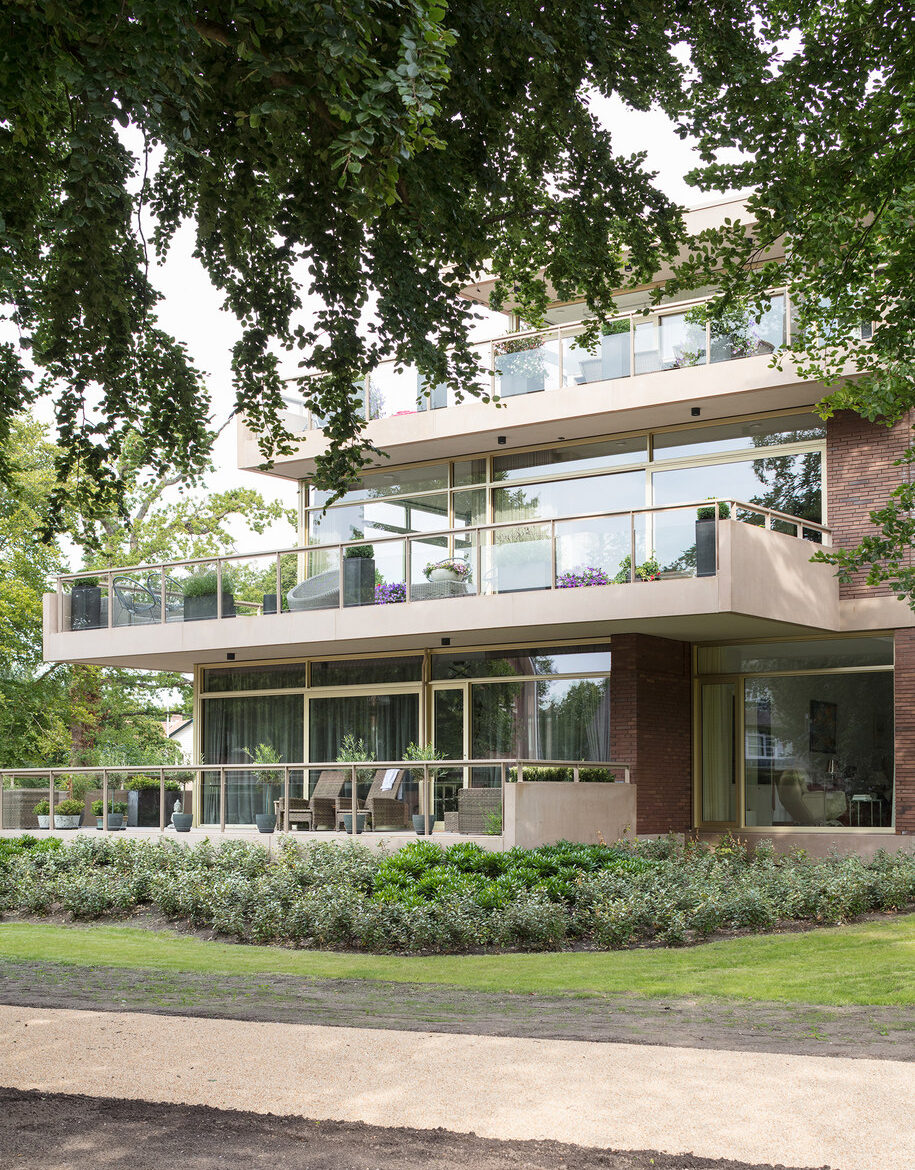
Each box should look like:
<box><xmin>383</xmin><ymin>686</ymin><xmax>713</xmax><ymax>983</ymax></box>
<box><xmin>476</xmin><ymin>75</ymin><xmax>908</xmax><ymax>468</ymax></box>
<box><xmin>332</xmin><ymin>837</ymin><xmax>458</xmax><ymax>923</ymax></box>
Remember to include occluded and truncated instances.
<box><xmin>44</xmin><ymin>503</ymin><xmax>841</xmax><ymax>672</ymax></box>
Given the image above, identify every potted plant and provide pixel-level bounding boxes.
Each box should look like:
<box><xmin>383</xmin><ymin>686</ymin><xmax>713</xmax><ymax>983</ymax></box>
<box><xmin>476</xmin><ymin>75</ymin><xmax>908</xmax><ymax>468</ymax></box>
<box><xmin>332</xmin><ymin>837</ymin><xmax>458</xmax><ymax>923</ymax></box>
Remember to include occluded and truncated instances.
<box><xmin>556</xmin><ymin>565</ymin><xmax>612</xmax><ymax>588</ymax></box>
<box><xmin>91</xmin><ymin>799</ymin><xmax>105</xmax><ymax>829</ymax></box>
<box><xmin>374</xmin><ymin>580</ymin><xmax>406</xmax><ymax>604</ymax></box>
<box><xmin>613</xmin><ymin>554</ymin><xmax>661</xmax><ymax>583</ymax></box>
<box><xmin>343</xmin><ymin>542</ymin><xmax>376</xmax><ymax>607</ymax></box>
<box><xmin>33</xmin><ymin>799</ymin><xmax>51</xmax><ymax>829</ymax></box>
<box><xmin>243</xmin><ymin>744</ymin><xmax>284</xmax><ymax>833</ymax></box>
<box><xmin>106</xmin><ymin>800</ymin><xmax>128</xmax><ymax>830</ymax></box>
<box><xmin>70</xmin><ymin>576</ymin><xmax>103</xmax><ymax>630</ymax></box>
<box><xmin>183</xmin><ymin>569</ymin><xmax>236</xmax><ymax>621</ymax></box>
<box><xmin>423</xmin><ymin>558</ymin><xmax>471</xmax><ymax>584</ymax></box>
<box><xmin>123</xmin><ymin>774</ymin><xmax>182</xmax><ymax>827</ymax></box>
<box><xmin>403</xmin><ymin>742</ymin><xmax>445</xmax><ymax>834</ymax></box>
<box><xmin>696</xmin><ymin>501</ymin><xmax>730</xmax><ymax>577</ymax></box>
<box><xmin>53</xmin><ymin>797</ymin><xmax>84</xmax><ymax>829</ymax></box>
<box><xmin>335</xmin><ymin>734</ymin><xmax>375</xmax><ymax>833</ymax></box>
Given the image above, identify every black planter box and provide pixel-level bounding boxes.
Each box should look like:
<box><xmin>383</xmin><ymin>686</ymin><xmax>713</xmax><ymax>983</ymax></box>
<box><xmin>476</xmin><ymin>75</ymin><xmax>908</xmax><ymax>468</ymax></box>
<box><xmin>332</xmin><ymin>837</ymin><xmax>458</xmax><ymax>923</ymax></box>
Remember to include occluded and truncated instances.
<box><xmin>127</xmin><ymin>788</ymin><xmax>179</xmax><ymax>828</ymax></box>
<box><xmin>262</xmin><ymin>593</ymin><xmax>278</xmax><ymax>615</ymax></box>
<box><xmin>183</xmin><ymin>592</ymin><xmax>236</xmax><ymax>621</ymax></box>
<box><xmin>695</xmin><ymin>518</ymin><xmax>717</xmax><ymax>578</ymax></box>
<box><xmin>343</xmin><ymin>557</ymin><xmax>375</xmax><ymax>607</ymax></box>
<box><xmin>71</xmin><ymin>585</ymin><xmax>102</xmax><ymax>630</ymax></box>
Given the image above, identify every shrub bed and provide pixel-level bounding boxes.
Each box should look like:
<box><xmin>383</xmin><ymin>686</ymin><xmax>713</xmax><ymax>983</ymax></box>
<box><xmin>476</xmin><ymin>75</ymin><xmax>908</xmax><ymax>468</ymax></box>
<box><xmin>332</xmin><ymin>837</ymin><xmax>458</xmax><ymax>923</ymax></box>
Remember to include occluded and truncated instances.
<box><xmin>0</xmin><ymin>835</ymin><xmax>913</xmax><ymax>954</ymax></box>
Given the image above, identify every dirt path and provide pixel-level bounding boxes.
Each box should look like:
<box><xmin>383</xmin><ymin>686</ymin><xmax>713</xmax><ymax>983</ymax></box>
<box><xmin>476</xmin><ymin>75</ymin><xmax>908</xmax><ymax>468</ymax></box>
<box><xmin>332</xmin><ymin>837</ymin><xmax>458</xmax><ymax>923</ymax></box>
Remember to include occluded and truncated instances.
<box><xmin>0</xmin><ymin>1087</ymin><xmax>819</xmax><ymax>1170</ymax></box>
<box><xmin>1</xmin><ymin>958</ymin><xmax>912</xmax><ymax>1060</ymax></box>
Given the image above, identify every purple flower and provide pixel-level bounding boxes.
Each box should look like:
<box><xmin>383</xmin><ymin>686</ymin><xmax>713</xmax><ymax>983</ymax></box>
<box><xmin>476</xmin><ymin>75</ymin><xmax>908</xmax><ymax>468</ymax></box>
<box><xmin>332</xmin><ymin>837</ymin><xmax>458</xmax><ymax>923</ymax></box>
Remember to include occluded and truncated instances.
<box><xmin>556</xmin><ymin>565</ymin><xmax>612</xmax><ymax>588</ymax></box>
<box><xmin>375</xmin><ymin>582</ymin><xmax>406</xmax><ymax>604</ymax></box>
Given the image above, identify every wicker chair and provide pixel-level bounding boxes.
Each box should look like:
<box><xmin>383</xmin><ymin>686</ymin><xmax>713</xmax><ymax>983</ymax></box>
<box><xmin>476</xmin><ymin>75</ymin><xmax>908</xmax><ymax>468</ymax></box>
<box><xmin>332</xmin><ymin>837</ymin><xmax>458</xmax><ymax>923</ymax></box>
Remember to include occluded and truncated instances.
<box><xmin>364</xmin><ymin>767</ymin><xmax>410</xmax><ymax>829</ymax></box>
<box><xmin>456</xmin><ymin>788</ymin><xmax>502</xmax><ymax>834</ymax></box>
<box><xmin>286</xmin><ymin>571</ymin><xmax>340</xmax><ymax>612</ymax></box>
<box><xmin>273</xmin><ymin>797</ymin><xmax>313</xmax><ymax>831</ymax></box>
<box><xmin>309</xmin><ymin>769</ymin><xmax>348</xmax><ymax>829</ymax></box>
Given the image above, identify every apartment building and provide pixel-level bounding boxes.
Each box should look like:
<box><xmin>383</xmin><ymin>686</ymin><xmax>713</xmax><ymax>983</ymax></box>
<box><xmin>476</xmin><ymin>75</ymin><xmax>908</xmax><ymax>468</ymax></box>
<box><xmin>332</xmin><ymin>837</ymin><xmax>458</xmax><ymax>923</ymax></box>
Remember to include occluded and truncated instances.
<box><xmin>39</xmin><ymin>198</ymin><xmax>912</xmax><ymax>852</ymax></box>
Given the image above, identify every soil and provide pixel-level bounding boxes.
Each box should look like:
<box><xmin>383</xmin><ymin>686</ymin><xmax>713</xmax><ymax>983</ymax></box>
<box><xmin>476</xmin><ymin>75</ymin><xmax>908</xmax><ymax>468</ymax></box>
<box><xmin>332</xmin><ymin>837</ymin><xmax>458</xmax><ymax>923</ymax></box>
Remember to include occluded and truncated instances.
<box><xmin>0</xmin><ymin>1087</ymin><xmax>826</xmax><ymax>1170</ymax></box>
<box><xmin>1</xmin><ymin>958</ymin><xmax>912</xmax><ymax>1060</ymax></box>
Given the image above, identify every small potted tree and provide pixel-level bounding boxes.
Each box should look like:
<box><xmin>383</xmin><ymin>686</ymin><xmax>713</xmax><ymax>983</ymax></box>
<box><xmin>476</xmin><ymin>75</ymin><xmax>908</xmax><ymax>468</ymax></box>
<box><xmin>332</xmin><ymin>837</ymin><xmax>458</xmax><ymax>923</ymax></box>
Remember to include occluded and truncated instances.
<box><xmin>343</xmin><ymin>542</ymin><xmax>376</xmax><ymax>607</ymax></box>
<box><xmin>696</xmin><ymin>501</ymin><xmax>730</xmax><ymax>577</ymax></box>
<box><xmin>243</xmin><ymin>744</ymin><xmax>284</xmax><ymax>833</ymax></box>
<box><xmin>403</xmin><ymin>742</ymin><xmax>445</xmax><ymax>834</ymax></box>
<box><xmin>33</xmin><ymin>799</ymin><xmax>51</xmax><ymax>829</ymax></box>
<box><xmin>183</xmin><ymin>570</ymin><xmax>236</xmax><ymax>621</ymax></box>
<box><xmin>335</xmin><ymin>734</ymin><xmax>375</xmax><ymax>832</ymax></box>
<box><xmin>53</xmin><ymin>798</ymin><xmax>84</xmax><ymax>829</ymax></box>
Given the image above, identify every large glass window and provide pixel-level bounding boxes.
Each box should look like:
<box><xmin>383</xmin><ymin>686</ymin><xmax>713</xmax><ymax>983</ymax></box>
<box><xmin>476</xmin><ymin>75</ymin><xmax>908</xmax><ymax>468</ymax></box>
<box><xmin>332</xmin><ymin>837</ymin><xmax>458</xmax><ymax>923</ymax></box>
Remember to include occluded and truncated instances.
<box><xmin>308</xmin><ymin>693</ymin><xmax>419</xmax><ymax>765</ymax></box>
<box><xmin>471</xmin><ymin>678</ymin><xmax>611</xmax><ymax>762</ymax></box>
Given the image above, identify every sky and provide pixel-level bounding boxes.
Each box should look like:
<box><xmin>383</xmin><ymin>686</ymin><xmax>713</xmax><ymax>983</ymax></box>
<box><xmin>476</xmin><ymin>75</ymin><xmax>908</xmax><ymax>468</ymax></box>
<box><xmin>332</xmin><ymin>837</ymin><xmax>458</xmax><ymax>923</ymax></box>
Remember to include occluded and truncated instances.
<box><xmin>97</xmin><ymin>96</ymin><xmax>741</xmax><ymax>559</ymax></box>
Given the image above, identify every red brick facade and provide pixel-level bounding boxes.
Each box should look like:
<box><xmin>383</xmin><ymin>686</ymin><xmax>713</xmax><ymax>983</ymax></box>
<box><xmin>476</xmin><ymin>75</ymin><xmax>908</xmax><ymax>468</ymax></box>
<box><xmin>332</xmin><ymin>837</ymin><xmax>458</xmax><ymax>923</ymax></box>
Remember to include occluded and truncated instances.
<box><xmin>826</xmin><ymin>410</ymin><xmax>915</xmax><ymax>598</ymax></box>
<box><xmin>610</xmin><ymin>633</ymin><xmax>692</xmax><ymax>835</ymax></box>
<box><xmin>894</xmin><ymin>628</ymin><xmax>915</xmax><ymax>834</ymax></box>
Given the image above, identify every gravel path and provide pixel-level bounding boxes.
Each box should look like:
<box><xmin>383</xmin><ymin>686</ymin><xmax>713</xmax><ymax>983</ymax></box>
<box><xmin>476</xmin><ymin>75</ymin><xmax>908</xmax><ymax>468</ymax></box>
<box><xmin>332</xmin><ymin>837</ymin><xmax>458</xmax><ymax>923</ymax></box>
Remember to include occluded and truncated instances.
<box><xmin>1</xmin><ymin>1004</ymin><xmax>911</xmax><ymax>1169</ymax></box>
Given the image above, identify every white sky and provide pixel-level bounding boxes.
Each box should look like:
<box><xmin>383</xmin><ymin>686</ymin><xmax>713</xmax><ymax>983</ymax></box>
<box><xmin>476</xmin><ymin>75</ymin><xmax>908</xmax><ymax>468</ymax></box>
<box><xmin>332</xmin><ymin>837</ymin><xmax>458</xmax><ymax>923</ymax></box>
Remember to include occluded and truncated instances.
<box><xmin>69</xmin><ymin>98</ymin><xmax>740</xmax><ymax>560</ymax></box>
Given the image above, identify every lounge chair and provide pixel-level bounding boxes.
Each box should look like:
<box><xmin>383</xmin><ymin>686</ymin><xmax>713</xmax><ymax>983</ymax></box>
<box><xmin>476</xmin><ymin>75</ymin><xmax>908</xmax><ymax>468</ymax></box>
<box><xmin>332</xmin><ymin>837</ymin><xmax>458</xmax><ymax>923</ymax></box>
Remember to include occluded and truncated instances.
<box><xmin>287</xmin><ymin>570</ymin><xmax>340</xmax><ymax>611</ymax></box>
<box><xmin>776</xmin><ymin>769</ymin><xmax>847</xmax><ymax>826</ymax></box>
<box><xmin>309</xmin><ymin>769</ymin><xmax>348</xmax><ymax>828</ymax></box>
<box><xmin>273</xmin><ymin>797</ymin><xmax>313</xmax><ymax>831</ymax></box>
<box><xmin>364</xmin><ymin>767</ymin><xmax>410</xmax><ymax>829</ymax></box>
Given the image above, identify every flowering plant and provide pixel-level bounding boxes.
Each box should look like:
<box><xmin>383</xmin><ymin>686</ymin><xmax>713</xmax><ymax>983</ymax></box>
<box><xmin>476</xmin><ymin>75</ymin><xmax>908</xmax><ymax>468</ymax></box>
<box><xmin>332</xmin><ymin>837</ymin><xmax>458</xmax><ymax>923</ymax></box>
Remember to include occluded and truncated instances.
<box><xmin>423</xmin><ymin>558</ymin><xmax>471</xmax><ymax>581</ymax></box>
<box><xmin>614</xmin><ymin>554</ymin><xmax>661</xmax><ymax>583</ymax></box>
<box><xmin>375</xmin><ymin>582</ymin><xmax>406</xmax><ymax>604</ymax></box>
<box><xmin>556</xmin><ymin>565</ymin><xmax>612</xmax><ymax>588</ymax></box>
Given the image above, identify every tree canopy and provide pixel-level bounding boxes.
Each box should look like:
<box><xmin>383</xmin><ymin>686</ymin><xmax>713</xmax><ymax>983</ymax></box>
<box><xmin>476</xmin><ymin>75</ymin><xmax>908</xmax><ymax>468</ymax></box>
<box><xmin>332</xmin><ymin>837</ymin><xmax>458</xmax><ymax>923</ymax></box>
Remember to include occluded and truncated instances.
<box><xmin>1</xmin><ymin>0</ymin><xmax>765</xmax><ymax>527</ymax></box>
<box><xmin>669</xmin><ymin>0</ymin><xmax>915</xmax><ymax>600</ymax></box>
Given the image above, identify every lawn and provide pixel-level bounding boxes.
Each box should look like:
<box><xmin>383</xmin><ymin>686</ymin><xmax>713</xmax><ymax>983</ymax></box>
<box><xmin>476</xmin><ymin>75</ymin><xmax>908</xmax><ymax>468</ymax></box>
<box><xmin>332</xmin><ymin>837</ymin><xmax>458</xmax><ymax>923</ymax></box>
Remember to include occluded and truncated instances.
<box><xmin>1</xmin><ymin>916</ymin><xmax>912</xmax><ymax>1006</ymax></box>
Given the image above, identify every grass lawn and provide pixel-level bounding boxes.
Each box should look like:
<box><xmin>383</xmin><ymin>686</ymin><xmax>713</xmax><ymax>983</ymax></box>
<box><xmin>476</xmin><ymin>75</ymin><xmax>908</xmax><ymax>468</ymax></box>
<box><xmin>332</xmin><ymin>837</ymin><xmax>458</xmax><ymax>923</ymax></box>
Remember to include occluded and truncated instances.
<box><xmin>0</xmin><ymin>916</ymin><xmax>912</xmax><ymax>1005</ymax></box>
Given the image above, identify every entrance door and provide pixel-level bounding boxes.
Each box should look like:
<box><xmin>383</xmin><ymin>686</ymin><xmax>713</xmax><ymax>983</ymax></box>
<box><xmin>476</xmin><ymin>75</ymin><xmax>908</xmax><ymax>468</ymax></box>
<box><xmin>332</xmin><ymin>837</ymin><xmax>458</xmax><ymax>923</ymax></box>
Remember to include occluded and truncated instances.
<box><xmin>699</xmin><ymin>681</ymin><xmax>737</xmax><ymax>824</ymax></box>
<box><xmin>431</xmin><ymin>684</ymin><xmax>467</xmax><ymax>823</ymax></box>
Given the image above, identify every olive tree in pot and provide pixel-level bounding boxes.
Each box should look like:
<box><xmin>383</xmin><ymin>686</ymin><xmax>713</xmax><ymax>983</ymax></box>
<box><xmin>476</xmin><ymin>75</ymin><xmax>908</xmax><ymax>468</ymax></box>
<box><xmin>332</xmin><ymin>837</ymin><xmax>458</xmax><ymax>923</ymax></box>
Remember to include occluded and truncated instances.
<box><xmin>183</xmin><ymin>569</ymin><xmax>236</xmax><ymax>621</ymax></box>
<box><xmin>243</xmin><ymin>744</ymin><xmax>284</xmax><ymax>833</ymax></box>
<box><xmin>403</xmin><ymin>742</ymin><xmax>445</xmax><ymax>834</ymax></box>
<box><xmin>335</xmin><ymin>734</ymin><xmax>375</xmax><ymax>832</ymax></box>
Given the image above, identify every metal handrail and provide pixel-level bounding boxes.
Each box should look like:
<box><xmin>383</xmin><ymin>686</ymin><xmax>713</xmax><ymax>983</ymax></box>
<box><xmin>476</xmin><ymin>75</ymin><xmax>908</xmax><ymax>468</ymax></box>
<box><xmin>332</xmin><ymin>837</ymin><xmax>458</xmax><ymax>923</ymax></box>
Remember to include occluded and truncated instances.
<box><xmin>0</xmin><ymin>758</ymin><xmax>631</xmax><ymax>836</ymax></box>
<box><xmin>281</xmin><ymin>286</ymin><xmax>792</xmax><ymax>424</ymax></box>
<box><xmin>55</xmin><ymin>497</ymin><xmax>830</xmax><ymax>592</ymax></box>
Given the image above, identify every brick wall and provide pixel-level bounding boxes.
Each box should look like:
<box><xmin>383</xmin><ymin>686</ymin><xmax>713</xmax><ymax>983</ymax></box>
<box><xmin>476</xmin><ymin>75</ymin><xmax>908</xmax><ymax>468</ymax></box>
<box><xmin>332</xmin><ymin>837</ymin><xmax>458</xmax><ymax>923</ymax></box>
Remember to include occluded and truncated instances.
<box><xmin>611</xmin><ymin>633</ymin><xmax>692</xmax><ymax>835</ymax></box>
<box><xmin>894</xmin><ymin>628</ymin><xmax>915</xmax><ymax>834</ymax></box>
<box><xmin>826</xmin><ymin>410</ymin><xmax>915</xmax><ymax>599</ymax></box>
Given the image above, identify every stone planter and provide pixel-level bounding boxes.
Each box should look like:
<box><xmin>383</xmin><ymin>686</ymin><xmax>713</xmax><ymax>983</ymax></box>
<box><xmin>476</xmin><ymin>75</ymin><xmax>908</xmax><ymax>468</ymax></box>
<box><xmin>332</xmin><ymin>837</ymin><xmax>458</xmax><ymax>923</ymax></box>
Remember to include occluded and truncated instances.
<box><xmin>107</xmin><ymin>813</ymin><xmax>125</xmax><ymax>830</ymax></box>
<box><xmin>412</xmin><ymin>814</ymin><xmax>429</xmax><ymax>835</ymax></box>
<box><xmin>342</xmin><ymin>812</ymin><xmax>367</xmax><ymax>834</ymax></box>
<box><xmin>183</xmin><ymin>593</ymin><xmax>236</xmax><ymax>622</ymax></box>
<box><xmin>127</xmin><ymin>788</ymin><xmax>174</xmax><ymax>828</ymax></box>
<box><xmin>53</xmin><ymin>814</ymin><xmax>81</xmax><ymax>830</ymax></box>
<box><xmin>695</xmin><ymin>518</ymin><xmax>717</xmax><ymax>578</ymax></box>
<box><xmin>255</xmin><ymin>812</ymin><xmax>277</xmax><ymax>834</ymax></box>
<box><xmin>172</xmin><ymin>813</ymin><xmax>193</xmax><ymax>832</ymax></box>
<box><xmin>343</xmin><ymin>557</ymin><xmax>375</xmax><ymax>607</ymax></box>
<box><xmin>262</xmin><ymin>593</ymin><xmax>278</xmax><ymax>615</ymax></box>
<box><xmin>36</xmin><ymin>815</ymin><xmax>50</xmax><ymax>830</ymax></box>
<box><xmin>96</xmin><ymin>817</ymin><xmax>104</xmax><ymax>830</ymax></box>
<box><xmin>70</xmin><ymin>584</ymin><xmax>102</xmax><ymax>630</ymax></box>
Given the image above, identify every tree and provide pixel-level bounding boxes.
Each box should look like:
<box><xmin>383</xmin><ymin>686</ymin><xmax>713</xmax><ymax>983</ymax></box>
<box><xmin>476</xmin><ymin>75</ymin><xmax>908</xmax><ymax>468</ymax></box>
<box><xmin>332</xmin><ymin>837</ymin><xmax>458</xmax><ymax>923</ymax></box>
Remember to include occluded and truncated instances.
<box><xmin>666</xmin><ymin>1</ymin><xmax>915</xmax><ymax>603</ymax></box>
<box><xmin>0</xmin><ymin>413</ymin><xmax>294</xmax><ymax>768</ymax></box>
<box><xmin>0</xmin><ymin>1</ymin><xmax>766</xmax><ymax>527</ymax></box>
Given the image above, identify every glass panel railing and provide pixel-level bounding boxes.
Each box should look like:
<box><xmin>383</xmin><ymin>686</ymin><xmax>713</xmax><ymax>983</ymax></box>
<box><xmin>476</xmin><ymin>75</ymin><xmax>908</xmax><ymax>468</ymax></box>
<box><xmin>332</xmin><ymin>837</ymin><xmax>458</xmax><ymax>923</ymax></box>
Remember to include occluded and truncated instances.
<box><xmin>710</xmin><ymin>294</ymin><xmax>786</xmax><ymax>363</ymax></box>
<box><xmin>291</xmin><ymin>547</ymin><xmax>342</xmax><ymax>612</ymax></box>
<box><xmin>554</xmin><ymin>512</ymin><xmax>632</xmax><ymax>586</ymax></box>
<box><xmin>493</xmin><ymin>333</ymin><xmax>560</xmax><ymax>397</ymax></box>
<box><xmin>563</xmin><ymin>319</ymin><xmax>631</xmax><ymax>385</ymax></box>
<box><xmin>372</xmin><ymin>539</ymin><xmax>407</xmax><ymax>605</ymax></box>
<box><xmin>484</xmin><ymin>522</ymin><xmax>553</xmax><ymax>594</ymax></box>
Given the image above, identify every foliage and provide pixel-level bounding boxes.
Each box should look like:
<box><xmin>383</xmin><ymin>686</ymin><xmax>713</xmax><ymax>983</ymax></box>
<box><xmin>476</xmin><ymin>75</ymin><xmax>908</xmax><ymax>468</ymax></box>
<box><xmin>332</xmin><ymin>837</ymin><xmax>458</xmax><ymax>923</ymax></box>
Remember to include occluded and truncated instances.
<box><xmin>32</xmin><ymin>801</ymin><xmax>50</xmax><ymax>816</ymax></box>
<box><xmin>335</xmin><ymin>735</ymin><xmax>375</xmax><ymax>764</ymax></box>
<box><xmin>508</xmin><ymin>766</ymin><xmax>616</xmax><ymax>782</ymax></box>
<box><xmin>122</xmin><ymin>775</ymin><xmax>182</xmax><ymax>792</ymax></box>
<box><xmin>0</xmin><ymin>1</ymin><xmax>771</xmax><ymax>524</ymax></box>
<box><xmin>182</xmin><ymin>570</ymin><xmax>233</xmax><ymax>599</ymax></box>
<box><xmin>3</xmin><ymin>834</ymin><xmax>911</xmax><ymax>956</ymax></box>
<box><xmin>612</xmin><ymin>554</ymin><xmax>661</xmax><ymax>583</ymax></box>
<box><xmin>344</xmin><ymin>544</ymin><xmax>375</xmax><ymax>560</ymax></box>
<box><xmin>667</xmin><ymin>4</ymin><xmax>915</xmax><ymax>606</ymax></box>
<box><xmin>697</xmin><ymin>502</ymin><xmax>731</xmax><ymax>521</ymax></box>
<box><xmin>403</xmin><ymin>742</ymin><xmax>445</xmax><ymax>763</ymax></box>
<box><xmin>53</xmin><ymin>799</ymin><xmax>84</xmax><ymax>816</ymax></box>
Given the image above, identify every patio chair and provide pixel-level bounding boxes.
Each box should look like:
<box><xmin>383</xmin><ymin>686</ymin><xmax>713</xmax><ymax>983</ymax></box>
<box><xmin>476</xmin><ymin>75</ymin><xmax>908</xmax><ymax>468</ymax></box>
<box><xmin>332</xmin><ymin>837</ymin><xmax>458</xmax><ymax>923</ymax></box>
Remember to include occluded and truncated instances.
<box><xmin>146</xmin><ymin>573</ymin><xmax>185</xmax><ymax>621</ymax></box>
<box><xmin>111</xmin><ymin>577</ymin><xmax>158</xmax><ymax>626</ymax></box>
<box><xmin>309</xmin><ymin>769</ymin><xmax>348</xmax><ymax>829</ymax></box>
<box><xmin>456</xmin><ymin>788</ymin><xmax>502</xmax><ymax>834</ymax></box>
<box><xmin>273</xmin><ymin>797</ymin><xmax>313</xmax><ymax>831</ymax></box>
<box><xmin>364</xmin><ymin>767</ymin><xmax>410</xmax><ymax>829</ymax></box>
<box><xmin>287</xmin><ymin>570</ymin><xmax>340</xmax><ymax>611</ymax></box>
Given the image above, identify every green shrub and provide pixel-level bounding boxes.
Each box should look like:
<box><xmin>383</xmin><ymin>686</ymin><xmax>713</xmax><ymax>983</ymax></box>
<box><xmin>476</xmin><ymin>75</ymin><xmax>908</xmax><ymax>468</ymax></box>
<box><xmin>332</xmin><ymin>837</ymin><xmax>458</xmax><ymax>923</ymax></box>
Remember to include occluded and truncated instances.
<box><xmin>122</xmin><ymin>775</ymin><xmax>182</xmax><ymax>792</ymax></box>
<box><xmin>183</xmin><ymin>570</ymin><xmax>234</xmax><ymax>598</ymax></box>
<box><xmin>54</xmin><ymin>799</ymin><xmax>84</xmax><ymax>816</ymax></box>
<box><xmin>33</xmin><ymin>800</ymin><xmax>50</xmax><ymax>815</ymax></box>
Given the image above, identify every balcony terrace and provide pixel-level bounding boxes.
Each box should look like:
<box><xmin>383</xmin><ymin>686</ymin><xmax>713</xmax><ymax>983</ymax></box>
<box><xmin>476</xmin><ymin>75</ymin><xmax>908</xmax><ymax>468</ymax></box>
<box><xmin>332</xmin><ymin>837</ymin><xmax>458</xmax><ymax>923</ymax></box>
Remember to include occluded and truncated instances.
<box><xmin>241</xmin><ymin>289</ymin><xmax>825</xmax><ymax>478</ymax></box>
<box><xmin>45</xmin><ymin>500</ymin><xmax>840</xmax><ymax>672</ymax></box>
